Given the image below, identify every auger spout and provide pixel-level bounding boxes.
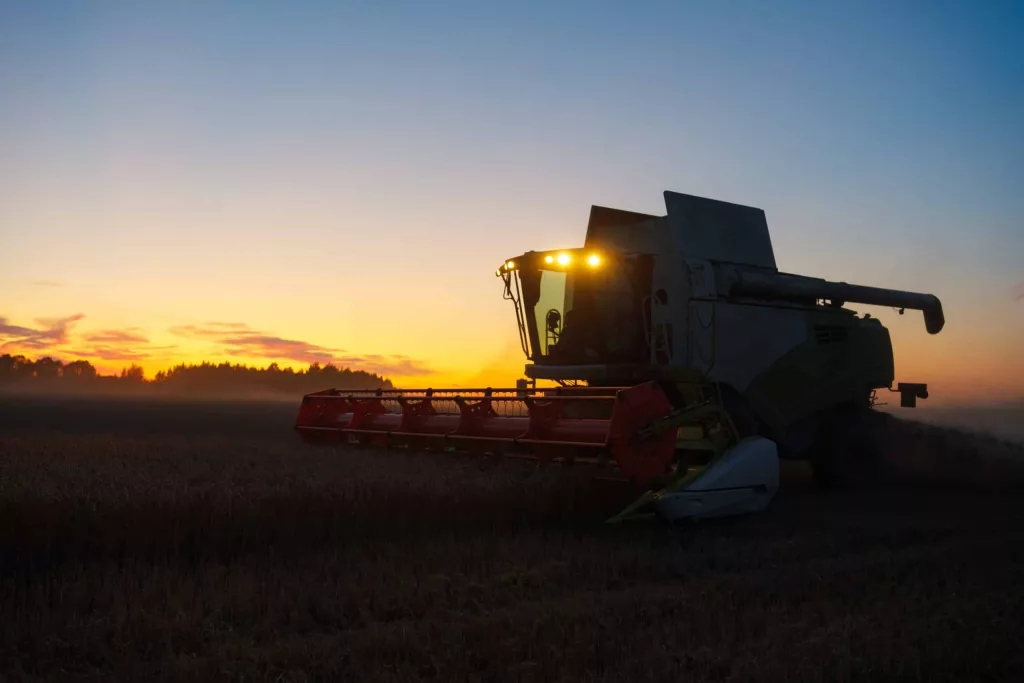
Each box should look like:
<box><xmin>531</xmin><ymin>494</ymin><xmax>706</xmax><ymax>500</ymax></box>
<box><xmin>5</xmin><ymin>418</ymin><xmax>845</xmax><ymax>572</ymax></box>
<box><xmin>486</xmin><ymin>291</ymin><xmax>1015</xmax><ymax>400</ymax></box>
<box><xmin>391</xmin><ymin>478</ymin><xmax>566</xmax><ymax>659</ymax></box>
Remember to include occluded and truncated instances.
<box><xmin>729</xmin><ymin>270</ymin><xmax>945</xmax><ymax>334</ymax></box>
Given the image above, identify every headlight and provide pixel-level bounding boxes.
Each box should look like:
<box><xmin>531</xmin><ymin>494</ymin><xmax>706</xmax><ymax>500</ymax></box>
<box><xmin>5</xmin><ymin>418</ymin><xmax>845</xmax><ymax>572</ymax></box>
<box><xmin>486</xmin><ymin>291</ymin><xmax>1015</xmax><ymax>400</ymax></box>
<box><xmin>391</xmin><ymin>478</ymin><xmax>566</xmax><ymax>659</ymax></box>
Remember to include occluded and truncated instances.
<box><xmin>556</xmin><ymin>253</ymin><xmax>571</xmax><ymax>266</ymax></box>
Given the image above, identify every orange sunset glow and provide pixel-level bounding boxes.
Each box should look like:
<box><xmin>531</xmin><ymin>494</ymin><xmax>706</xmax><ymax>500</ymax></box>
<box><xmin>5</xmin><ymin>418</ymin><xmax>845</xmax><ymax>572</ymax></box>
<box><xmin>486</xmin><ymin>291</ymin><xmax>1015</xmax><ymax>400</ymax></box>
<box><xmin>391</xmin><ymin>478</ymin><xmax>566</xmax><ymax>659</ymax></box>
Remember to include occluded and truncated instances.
<box><xmin>2</xmin><ymin>3</ymin><xmax>1022</xmax><ymax>407</ymax></box>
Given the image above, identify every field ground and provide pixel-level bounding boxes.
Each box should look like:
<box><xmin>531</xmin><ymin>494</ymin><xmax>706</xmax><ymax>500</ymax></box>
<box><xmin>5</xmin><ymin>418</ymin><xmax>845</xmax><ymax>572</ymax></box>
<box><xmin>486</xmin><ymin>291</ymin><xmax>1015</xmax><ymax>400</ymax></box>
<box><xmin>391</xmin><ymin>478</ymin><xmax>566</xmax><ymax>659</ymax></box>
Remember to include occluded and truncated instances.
<box><xmin>2</xmin><ymin>396</ymin><xmax>1024</xmax><ymax>682</ymax></box>
<box><xmin>878</xmin><ymin>402</ymin><xmax>1024</xmax><ymax>445</ymax></box>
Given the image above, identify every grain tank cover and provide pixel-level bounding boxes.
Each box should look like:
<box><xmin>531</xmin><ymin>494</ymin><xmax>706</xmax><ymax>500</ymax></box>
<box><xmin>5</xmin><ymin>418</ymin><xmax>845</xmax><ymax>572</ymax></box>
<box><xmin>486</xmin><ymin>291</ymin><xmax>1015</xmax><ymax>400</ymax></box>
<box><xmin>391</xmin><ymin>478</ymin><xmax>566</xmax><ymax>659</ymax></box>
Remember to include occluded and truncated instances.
<box><xmin>583</xmin><ymin>205</ymin><xmax>663</xmax><ymax>254</ymax></box>
<box><xmin>664</xmin><ymin>191</ymin><xmax>777</xmax><ymax>269</ymax></box>
<box><xmin>582</xmin><ymin>192</ymin><xmax>778</xmax><ymax>269</ymax></box>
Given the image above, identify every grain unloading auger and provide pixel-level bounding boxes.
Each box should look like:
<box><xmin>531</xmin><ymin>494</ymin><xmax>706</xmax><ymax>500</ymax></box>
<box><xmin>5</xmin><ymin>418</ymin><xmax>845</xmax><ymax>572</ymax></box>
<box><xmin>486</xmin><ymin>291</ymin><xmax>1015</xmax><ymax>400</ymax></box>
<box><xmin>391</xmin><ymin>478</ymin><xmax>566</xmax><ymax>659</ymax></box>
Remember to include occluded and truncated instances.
<box><xmin>296</xmin><ymin>191</ymin><xmax>945</xmax><ymax>522</ymax></box>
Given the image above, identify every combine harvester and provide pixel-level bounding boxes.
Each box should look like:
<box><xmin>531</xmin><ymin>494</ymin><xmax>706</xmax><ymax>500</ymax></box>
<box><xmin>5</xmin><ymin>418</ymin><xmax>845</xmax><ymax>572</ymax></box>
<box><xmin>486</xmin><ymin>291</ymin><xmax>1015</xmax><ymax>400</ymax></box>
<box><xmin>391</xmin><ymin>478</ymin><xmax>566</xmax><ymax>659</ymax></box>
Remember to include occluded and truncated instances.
<box><xmin>296</xmin><ymin>191</ymin><xmax>944</xmax><ymax>522</ymax></box>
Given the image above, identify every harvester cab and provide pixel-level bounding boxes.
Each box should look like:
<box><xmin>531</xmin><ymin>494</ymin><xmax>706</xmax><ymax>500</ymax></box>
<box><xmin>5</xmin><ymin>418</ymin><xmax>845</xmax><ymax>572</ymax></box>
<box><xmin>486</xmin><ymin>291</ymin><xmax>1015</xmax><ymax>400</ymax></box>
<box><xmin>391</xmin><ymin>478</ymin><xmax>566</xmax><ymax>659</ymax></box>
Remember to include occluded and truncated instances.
<box><xmin>297</xmin><ymin>191</ymin><xmax>945</xmax><ymax>522</ymax></box>
<box><xmin>498</xmin><ymin>247</ymin><xmax>654</xmax><ymax>370</ymax></box>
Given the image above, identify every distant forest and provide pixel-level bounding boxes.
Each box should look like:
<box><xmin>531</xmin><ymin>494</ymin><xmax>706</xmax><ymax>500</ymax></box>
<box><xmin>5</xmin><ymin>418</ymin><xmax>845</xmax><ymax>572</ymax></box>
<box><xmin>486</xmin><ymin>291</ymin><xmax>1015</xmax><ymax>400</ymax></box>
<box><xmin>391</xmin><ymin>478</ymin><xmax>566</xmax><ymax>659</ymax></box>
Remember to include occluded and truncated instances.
<box><xmin>0</xmin><ymin>354</ymin><xmax>394</xmax><ymax>396</ymax></box>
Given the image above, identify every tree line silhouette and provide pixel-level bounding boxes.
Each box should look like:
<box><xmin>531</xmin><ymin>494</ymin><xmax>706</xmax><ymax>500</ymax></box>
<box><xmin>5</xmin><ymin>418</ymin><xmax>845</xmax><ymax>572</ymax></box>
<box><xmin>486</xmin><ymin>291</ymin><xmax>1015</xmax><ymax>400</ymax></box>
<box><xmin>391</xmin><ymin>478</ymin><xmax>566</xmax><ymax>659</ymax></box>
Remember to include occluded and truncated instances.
<box><xmin>0</xmin><ymin>354</ymin><xmax>394</xmax><ymax>396</ymax></box>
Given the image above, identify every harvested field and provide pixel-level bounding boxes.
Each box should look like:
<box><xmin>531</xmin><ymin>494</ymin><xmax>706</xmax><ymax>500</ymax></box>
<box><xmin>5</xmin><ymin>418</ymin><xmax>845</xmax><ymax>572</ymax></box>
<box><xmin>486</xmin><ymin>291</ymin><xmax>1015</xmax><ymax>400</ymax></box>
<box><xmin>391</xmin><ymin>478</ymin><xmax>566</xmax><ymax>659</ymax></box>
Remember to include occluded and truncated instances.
<box><xmin>2</xmin><ymin>396</ymin><xmax>1024</xmax><ymax>682</ymax></box>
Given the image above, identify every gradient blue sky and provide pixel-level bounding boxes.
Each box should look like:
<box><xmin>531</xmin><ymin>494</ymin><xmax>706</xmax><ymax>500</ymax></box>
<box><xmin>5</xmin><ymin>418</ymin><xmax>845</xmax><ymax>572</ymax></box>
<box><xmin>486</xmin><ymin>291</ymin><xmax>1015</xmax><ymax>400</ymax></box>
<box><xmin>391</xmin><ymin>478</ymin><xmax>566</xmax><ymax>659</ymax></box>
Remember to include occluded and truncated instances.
<box><xmin>1</xmin><ymin>1</ymin><xmax>1022</xmax><ymax>402</ymax></box>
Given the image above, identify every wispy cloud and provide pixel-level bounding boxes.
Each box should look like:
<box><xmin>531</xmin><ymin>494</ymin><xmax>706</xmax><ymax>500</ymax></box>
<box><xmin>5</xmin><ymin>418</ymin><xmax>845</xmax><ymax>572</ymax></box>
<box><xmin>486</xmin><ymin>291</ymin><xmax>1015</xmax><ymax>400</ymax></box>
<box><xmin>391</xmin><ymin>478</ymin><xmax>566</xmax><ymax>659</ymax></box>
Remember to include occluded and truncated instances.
<box><xmin>67</xmin><ymin>344</ymin><xmax>176</xmax><ymax>362</ymax></box>
<box><xmin>0</xmin><ymin>315</ymin><xmax>173</xmax><ymax>364</ymax></box>
<box><xmin>30</xmin><ymin>280</ymin><xmax>65</xmax><ymax>288</ymax></box>
<box><xmin>0</xmin><ymin>320</ymin><xmax>39</xmax><ymax>338</ymax></box>
<box><xmin>204</xmin><ymin>321</ymin><xmax>251</xmax><ymax>330</ymax></box>
<box><xmin>219</xmin><ymin>334</ymin><xmax>340</xmax><ymax>365</ymax></box>
<box><xmin>0</xmin><ymin>314</ymin><xmax>84</xmax><ymax>351</ymax></box>
<box><xmin>170</xmin><ymin>322</ymin><xmax>432</xmax><ymax>376</ymax></box>
<box><xmin>83</xmin><ymin>329</ymin><xmax>150</xmax><ymax>344</ymax></box>
<box><xmin>0</xmin><ymin>314</ymin><xmax>431</xmax><ymax>379</ymax></box>
<box><xmin>67</xmin><ymin>347</ymin><xmax>149</xmax><ymax>362</ymax></box>
<box><xmin>168</xmin><ymin>323</ymin><xmax>251</xmax><ymax>338</ymax></box>
<box><xmin>334</xmin><ymin>354</ymin><xmax>433</xmax><ymax>377</ymax></box>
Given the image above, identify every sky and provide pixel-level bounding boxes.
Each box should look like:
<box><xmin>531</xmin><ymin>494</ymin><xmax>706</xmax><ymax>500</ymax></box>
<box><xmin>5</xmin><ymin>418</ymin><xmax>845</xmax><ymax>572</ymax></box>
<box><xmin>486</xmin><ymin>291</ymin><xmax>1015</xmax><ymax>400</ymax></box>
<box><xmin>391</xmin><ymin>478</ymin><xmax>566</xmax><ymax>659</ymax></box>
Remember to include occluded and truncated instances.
<box><xmin>1</xmin><ymin>0</ymin><xmax>1022</xmax><ymax>405</ymax></box>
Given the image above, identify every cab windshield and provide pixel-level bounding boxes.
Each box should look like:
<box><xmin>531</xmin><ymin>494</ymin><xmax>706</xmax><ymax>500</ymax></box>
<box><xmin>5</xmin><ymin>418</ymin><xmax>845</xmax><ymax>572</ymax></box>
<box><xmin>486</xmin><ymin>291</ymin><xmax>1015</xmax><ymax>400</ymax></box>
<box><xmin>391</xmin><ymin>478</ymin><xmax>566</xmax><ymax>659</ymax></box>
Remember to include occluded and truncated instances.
<box><xmin>501</xmin><ymin>251</ymin><xmax>651</xmax><ymax>365</ymax></box>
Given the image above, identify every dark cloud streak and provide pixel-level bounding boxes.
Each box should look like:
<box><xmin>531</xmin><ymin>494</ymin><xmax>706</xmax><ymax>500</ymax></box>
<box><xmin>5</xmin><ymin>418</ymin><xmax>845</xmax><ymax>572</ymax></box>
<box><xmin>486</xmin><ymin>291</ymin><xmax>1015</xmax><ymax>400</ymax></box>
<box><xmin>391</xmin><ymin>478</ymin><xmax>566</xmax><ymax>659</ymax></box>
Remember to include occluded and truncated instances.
<box><xmin>68</xmin><ymin>347</ymin><xmax>150</xmax><ymax>362</ymax></box>
<box><xmin>170</xmin><ymin>322</ymin><xmax>432</xmax><ymax>376</ymax></box>
<box><xmin>68</xmin><ymin>344</ymin><xmax>177</xmax><ymax>362</ymax></box>
<box><xmin>0</xmin><ymin>319</ymin><xmax>40</xmax><ymax>338</ymax></box>
<box><xmin>0</xmin><ymin>314</ymin><xmax>84</xmax><ymax>351</ymax></box>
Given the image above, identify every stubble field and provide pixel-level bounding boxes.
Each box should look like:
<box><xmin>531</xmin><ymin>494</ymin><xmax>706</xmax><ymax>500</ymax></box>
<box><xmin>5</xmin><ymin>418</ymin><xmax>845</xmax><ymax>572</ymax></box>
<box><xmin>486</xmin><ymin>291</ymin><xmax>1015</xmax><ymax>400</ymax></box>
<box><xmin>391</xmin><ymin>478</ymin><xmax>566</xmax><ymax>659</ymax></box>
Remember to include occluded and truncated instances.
<box><xmin>1</xmin><ymin>395</ymin><xmax>1023</xmax><ymax>682</ymax></box>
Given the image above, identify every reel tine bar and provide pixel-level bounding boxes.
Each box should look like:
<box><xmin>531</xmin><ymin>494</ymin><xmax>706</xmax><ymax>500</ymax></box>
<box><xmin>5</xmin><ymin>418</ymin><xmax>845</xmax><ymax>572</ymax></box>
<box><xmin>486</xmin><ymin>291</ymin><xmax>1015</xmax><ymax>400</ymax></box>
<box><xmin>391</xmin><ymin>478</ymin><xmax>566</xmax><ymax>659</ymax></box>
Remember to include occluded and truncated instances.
<box><xmin>295</xmin><ymin>382</ymin><xmax>693</xmax><ymax>484</ymax></box>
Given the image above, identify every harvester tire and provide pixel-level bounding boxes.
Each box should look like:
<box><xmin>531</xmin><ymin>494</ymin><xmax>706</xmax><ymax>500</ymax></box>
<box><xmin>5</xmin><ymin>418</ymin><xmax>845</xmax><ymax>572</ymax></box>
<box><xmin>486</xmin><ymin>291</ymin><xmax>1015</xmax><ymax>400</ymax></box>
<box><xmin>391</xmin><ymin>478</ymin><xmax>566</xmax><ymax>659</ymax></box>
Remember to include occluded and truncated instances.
<box><xmin>810</xmin><ymin>406</ymin><xmax>885</xmax><ymax>491</ymax></box>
